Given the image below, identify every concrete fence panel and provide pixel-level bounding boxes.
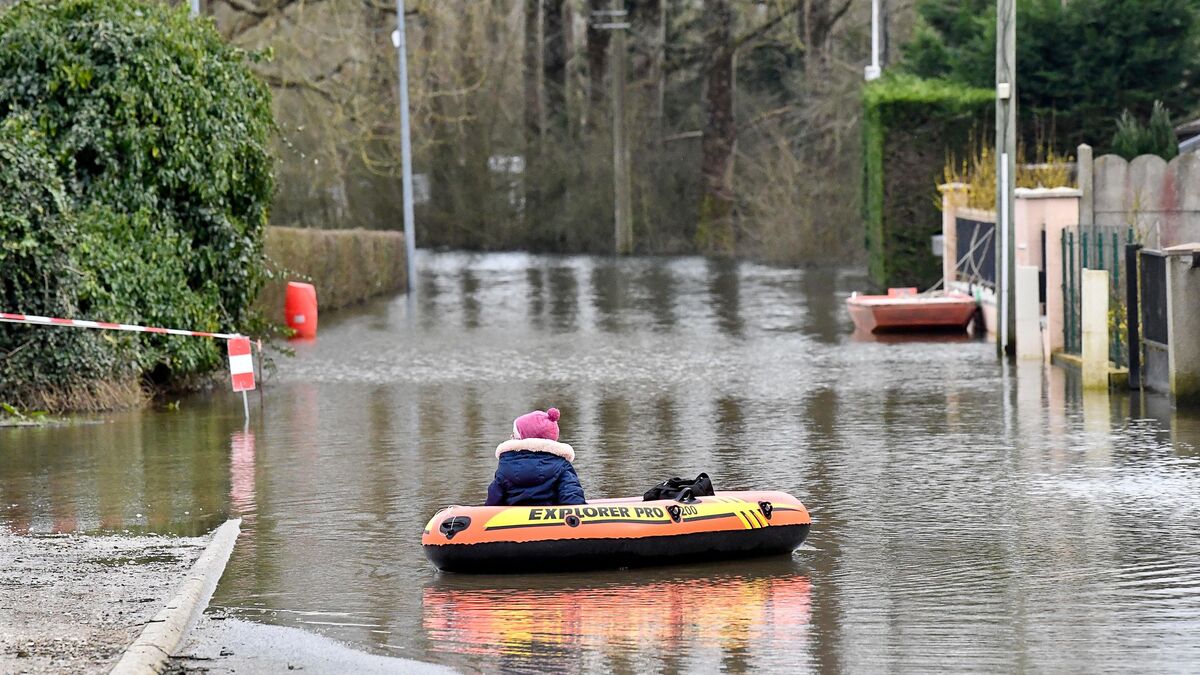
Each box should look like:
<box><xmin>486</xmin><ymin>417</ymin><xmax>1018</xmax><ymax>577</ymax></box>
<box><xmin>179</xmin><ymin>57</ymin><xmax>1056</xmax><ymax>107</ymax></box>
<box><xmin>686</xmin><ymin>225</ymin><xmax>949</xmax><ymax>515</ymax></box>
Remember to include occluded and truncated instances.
<box><xmin>1090</xmin><ymin>152</ymin><xmax>1200</xmax><ymax>248</ymax></box>
<box><xmin>1091</xmin><ymin>154</ymin><xmax>1129</xmax><ymax>228</ymax></box>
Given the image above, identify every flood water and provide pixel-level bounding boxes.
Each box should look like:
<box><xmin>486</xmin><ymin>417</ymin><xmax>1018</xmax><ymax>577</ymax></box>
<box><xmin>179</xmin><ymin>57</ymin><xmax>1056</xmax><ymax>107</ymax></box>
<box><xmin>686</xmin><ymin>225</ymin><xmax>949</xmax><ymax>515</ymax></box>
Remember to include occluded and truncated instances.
<box><xmin>4</xmin><ymin>251</ymin><xmax>1200</xmax><ymax>673</ymax></box>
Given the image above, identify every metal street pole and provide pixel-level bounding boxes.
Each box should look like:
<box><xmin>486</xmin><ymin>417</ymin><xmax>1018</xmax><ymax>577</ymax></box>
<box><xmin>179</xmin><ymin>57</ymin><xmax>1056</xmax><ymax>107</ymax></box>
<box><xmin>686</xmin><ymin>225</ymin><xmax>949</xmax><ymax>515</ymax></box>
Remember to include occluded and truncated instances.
<box><xmin>996</xmin><ymin>0</ymin><xmax>1017</xmax><ymax>358</ymax></box>
<box><xmin>395</xmin><ymin>0</ymin><xmax>418</xmax><ymax>297</ymax></box>
<box><xmin>865</xmin><ymin>0</ymin><xmax>881</xmax><ymax>81</ymax></box>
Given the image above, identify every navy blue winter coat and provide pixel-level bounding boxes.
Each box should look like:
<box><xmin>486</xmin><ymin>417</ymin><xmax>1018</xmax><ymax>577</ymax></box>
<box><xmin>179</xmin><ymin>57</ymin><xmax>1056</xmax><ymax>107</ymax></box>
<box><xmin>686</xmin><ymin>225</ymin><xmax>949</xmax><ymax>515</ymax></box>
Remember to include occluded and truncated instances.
<box><xmin>485</xmin><ymin>450</ymin><xmax>586</xmax><ymax>506</ymax></box>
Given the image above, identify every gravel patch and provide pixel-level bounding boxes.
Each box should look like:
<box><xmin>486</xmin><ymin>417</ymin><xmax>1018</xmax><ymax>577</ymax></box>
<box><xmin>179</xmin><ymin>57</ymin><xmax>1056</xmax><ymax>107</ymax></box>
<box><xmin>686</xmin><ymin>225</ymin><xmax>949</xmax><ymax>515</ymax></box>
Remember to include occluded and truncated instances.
<box><xmin>169</xmin><ymin>611</ymin><xmax>455</xmax><ymax>675</ymax></box>
<box><xmin>0</xmin><ymin>528</ymin><xmax>208</xmax><ymax>674</ymax></box>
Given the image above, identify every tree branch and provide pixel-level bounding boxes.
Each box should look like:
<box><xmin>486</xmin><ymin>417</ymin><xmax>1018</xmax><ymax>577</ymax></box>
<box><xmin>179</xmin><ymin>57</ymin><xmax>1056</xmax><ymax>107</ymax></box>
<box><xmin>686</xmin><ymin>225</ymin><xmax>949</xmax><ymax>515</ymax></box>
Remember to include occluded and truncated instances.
<box><xmin>255</xmin><ymin>56</ymin><xmax>360</xmax><ymax>103</ymax></box>
<box><xmin>826</xmin><ymin>0</ymin><xmax>853</xmax><ymax>34</ymax></box>
<box><xmin>358</xmin><ymin>0</ymin><xmax>422</xmax><ymax>17</ymax></box>
<box><xmin>216</xmin><ymin>0</ymin><xmax>269</xmax><ymax>19</ymax></box>
<box><xmin>733</xmin><ymin>1</ymin><xmax>802</xmax><ymax>52</ymax></box>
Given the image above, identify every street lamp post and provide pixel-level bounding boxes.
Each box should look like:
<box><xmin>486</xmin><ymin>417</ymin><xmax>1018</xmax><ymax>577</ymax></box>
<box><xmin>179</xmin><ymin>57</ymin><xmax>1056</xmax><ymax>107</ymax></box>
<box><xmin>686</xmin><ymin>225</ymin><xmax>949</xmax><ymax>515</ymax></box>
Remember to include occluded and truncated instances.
<box><xmin>865</xmin><ymin>0</ymin><xmax>881</xmax><ymax>81</ymax></box>
<box><xmin>394</xmin><ymin>0</ymin><xmax>418</xmax><ymax>296</ymax></box>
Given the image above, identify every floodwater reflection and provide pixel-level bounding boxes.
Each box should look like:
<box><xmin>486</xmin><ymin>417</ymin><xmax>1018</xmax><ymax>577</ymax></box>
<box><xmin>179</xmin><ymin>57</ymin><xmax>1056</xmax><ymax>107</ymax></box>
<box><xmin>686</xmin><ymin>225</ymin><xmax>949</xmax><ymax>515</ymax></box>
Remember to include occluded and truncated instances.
<box><xmin>422</xmin><ymin>564</ymin><xmax>812</xmax><ymax>673</ymax></box>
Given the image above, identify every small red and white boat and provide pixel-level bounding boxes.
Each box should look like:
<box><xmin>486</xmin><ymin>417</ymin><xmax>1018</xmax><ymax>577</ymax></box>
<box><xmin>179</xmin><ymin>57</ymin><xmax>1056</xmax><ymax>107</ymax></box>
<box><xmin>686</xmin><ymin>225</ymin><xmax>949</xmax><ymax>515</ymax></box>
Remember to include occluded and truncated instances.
<box><xmin>846</xmin><ymin>287</ymin><xmax>978</xmax><ymax>333</ymax></box>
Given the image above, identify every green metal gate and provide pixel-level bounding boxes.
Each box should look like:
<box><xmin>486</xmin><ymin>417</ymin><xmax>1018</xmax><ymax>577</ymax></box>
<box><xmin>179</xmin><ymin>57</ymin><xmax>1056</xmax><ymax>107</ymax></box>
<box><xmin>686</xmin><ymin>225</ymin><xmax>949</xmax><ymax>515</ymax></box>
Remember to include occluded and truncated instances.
<box><xmin>1062</xmin><ymin>225</ymin><xmax>1135</xmax><ymax>366</ymax></box>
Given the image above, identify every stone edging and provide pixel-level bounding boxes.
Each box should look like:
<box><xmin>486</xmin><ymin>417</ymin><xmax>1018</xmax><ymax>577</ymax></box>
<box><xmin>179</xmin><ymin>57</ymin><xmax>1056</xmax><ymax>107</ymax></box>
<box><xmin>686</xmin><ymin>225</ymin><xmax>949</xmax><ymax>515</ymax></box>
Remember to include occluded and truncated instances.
<box><xmin>108</xmin><ymin>518</ymin><xmax>242</xmax><ymax>675</ymax></box>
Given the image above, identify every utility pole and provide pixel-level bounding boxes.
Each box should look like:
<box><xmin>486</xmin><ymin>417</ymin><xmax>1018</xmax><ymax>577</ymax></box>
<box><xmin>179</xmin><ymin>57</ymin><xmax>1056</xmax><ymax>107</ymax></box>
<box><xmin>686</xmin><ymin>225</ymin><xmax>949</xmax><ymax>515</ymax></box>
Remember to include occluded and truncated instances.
<box><xmin>996</xmin><ymin>0</ymin><xmax>1016</xmax><ymax>357</ymax></box>
<box><xmin>394</xmin><ymin>0</ymin><xmax>418</xmax><ymax>296</ymax></box>
<box><xmin>594</xmin><ymin>5</ymin><xmax>632</xmax><ymax>254</ymax></box>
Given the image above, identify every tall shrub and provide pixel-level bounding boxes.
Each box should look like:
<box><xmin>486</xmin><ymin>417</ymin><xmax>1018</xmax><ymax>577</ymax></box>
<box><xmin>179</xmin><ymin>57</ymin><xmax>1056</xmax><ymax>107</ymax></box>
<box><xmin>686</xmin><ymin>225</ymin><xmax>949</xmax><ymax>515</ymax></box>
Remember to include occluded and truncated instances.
<box><xmin>0</xmin><ymin>0</ymin><xmax>274</xmax><ymax>409</ymax></box>
<box><xmin>904</xmin><ymin>0</ymin><xmax>1200</xmax><ymax>151</ymax></box>
<box><xmin>1111</xmin><ymin>102</ymin><xmax>1179</xmax><ymax>161</ymax></box>
<box><xmin>863</xmin><ymin>75</ymin><xmax>992</xmax><ymax>289</ymax></box>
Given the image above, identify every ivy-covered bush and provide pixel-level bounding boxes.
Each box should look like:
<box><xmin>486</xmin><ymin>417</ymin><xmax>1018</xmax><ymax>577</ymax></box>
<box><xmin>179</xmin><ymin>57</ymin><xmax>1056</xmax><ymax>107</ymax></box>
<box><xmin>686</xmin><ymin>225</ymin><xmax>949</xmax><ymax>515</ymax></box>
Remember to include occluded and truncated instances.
<box><xmin>0</xmin><ymin>0</ymin><xmax>274</xmax><ymax>409</ymax></box>
<box><xmin>863</xmin><ymin>75</ymin><xmax>992</xmax><ymax>289</ymax></box>
<box><xmin>0</xmin><ymin>114</ymin><xmax>131</xmax><ymax>401</ymax></box>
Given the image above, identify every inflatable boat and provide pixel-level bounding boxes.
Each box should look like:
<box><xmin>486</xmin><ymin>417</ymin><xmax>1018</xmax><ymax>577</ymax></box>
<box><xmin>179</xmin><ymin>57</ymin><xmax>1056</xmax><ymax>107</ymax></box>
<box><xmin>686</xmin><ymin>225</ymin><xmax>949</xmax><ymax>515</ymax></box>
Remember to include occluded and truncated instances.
<box><xmin>422</xmin><ymin>490</ymin><xmax>811</xmax><ymax>573</ymax></box>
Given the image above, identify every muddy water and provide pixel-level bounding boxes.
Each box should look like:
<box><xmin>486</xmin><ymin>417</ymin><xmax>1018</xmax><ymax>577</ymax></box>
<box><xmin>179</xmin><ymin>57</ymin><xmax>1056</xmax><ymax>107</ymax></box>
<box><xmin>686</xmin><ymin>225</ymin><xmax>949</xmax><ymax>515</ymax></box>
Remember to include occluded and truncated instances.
<box><xmin>4</xmin><ymin>252</ymin><xmax>1200</xmax><ymax>673</ymax></box>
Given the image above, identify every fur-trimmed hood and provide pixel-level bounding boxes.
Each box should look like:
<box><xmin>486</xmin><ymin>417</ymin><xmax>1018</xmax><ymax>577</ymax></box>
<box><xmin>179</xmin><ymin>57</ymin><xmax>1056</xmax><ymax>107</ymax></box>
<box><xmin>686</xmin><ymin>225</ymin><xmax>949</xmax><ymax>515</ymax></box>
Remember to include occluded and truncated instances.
<box><xmin>495</xmin><ymin>438</ymin><xmax>576</xmax><ymax>463</ymax></box>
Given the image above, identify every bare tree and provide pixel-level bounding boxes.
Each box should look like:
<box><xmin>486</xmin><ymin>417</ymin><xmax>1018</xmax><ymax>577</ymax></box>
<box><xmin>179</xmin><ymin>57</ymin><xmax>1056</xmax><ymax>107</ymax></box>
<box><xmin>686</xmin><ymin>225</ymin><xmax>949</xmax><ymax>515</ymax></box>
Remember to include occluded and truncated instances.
<box><xmin>698</xmin><ymin>0</ymin><xmax>806</xmax><ymax>253</ymax></box>
<box><xmin>585</xmin><ymin>0</ymin><xmax>611</xmax><ymax>132</ymax></box>
<box><xmin>543</xmin><ymin>0</ymin><xmax>568</xmax><ymax>133</ymax></box>
<box><xmin>630</xmin><ymin>0</ymin><xmax>666</xmax><ymax>139</ymax></box>
<box><xmin>200</xmin><ymin>0</ymin><xmax>892</xmax><ymax>263</ymax></box>
<box><xmin>798</xmin><ymin>0</ymin><xmax>853</xmax><ymax>74</ymax></box>
<box><xmin>697</xmin><ymin>0</ymin><xmax>736</xmax><ymax>253</ymax></box>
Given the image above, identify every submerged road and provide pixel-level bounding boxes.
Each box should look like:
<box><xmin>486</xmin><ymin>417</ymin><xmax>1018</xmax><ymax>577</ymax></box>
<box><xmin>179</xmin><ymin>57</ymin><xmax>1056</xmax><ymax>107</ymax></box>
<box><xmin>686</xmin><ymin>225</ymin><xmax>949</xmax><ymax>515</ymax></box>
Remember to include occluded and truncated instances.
<box><xmin>4</xmin><ymin>251</ymin><xmax>1200</xmax><ymax>672</ymax></box>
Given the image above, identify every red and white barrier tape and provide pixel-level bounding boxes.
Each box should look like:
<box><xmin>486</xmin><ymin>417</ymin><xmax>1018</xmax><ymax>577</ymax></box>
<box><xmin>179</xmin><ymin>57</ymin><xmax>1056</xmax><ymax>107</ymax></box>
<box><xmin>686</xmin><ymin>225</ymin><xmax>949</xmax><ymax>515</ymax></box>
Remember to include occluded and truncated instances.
<box><xmin>0</xmin><ymin>312</ymin><xmax>243</xmax><ymax>340</ymax></box>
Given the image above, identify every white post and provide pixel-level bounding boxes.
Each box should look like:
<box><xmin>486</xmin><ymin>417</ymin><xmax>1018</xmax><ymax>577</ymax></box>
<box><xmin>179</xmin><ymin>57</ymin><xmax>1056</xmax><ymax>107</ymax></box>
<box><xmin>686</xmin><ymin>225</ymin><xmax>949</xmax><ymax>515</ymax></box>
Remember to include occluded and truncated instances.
<box><xmin>999</xmin><ymin>154</ymin><xmax>1010</xmax><ymax>352</ymax></box>
<box><xmin>189</xmin><ymin>0</ymin><xmax>199</xmax><ymax>17</ymax></box>
<box><xmin>1015</xmin><ymin>265</ymin><xmax>1041</xmax><ymax>359</ymax></box>
<box><xmin>1081</xmin><ymin>269</ymin><xmax>1110</xmax><ymax>389</ymax></box>
<box><xmin>865</xmin><ymin>0</ymin><xmax>881</xmax><ymax>80</ymax></box>
<box><xmin>241</xmin><ymin>391</ymin><xmax>250</xmax><ymax>423</ymax></box>
<box><xmin>395</xmin><ymin>0</ymin><xmax>417</xmax><ymax>296</ymax></box>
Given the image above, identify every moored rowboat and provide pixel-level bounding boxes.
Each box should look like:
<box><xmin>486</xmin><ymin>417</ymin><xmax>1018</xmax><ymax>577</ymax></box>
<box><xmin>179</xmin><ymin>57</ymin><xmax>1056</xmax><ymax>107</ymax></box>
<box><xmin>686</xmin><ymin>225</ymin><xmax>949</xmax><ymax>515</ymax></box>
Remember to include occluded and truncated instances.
<box><xmin>846</xmin><ymin>287</ymin><xmax>978</xmax><ymax>333</ymax></box>
<box><xmin>422</xmin><ymin>490</ymin><xmax>811</xmax><ymax>573</ymax></box>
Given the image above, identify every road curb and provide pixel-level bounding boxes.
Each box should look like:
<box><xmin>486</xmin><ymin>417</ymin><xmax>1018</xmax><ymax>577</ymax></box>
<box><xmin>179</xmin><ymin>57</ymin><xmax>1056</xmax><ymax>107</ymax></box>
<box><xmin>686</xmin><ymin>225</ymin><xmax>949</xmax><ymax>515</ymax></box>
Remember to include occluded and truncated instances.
<box><xmin>109</xmin><ymin>518</ymin><xmax>242</xmax><ymax>675</ymax></box>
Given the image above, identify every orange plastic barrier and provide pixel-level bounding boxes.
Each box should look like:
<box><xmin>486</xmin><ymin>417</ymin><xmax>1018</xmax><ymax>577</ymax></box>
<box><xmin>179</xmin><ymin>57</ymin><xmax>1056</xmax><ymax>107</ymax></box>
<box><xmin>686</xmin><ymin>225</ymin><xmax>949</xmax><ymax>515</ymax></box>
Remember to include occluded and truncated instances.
<box><xmin>284</xmin><ymin>281</ymin><xmax>318</xmax><ymax>338</ymax></box>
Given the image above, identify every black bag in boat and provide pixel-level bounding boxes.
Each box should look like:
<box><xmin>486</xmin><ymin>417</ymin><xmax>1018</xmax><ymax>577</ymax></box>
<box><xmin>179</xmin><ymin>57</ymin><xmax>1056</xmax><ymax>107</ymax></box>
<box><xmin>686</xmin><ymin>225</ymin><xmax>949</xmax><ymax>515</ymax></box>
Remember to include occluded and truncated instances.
<box><xmin>643</xmin><ymin>473</ymin><xmax>715</xmax><ymax>501</ymax></box>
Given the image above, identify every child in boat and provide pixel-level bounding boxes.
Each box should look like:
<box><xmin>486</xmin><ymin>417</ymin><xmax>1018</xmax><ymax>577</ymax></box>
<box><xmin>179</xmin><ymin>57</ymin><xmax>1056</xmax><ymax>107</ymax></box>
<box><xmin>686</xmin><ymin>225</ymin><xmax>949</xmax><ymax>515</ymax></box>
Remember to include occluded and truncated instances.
<box><xmin>485</xmin><ymin>407</ymin><xmax>586</xmax><ymax>506</ymax></box>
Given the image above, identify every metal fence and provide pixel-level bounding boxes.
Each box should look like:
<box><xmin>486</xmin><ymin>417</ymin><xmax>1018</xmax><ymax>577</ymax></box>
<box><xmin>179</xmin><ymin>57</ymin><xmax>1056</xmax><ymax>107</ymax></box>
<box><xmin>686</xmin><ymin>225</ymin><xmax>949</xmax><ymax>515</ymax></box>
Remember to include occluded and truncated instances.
<box><xmin>1140</xmin><ymin>251</ymin><xmax>1168</xmax><ymax>346</ymax></box>
<box><xmin>955</xmin><ymin>217</ymin><xmax>996</xmax><ymax>287</ymax></box>
<box><xmin>1062</xmin><ymin>224</ymin><xmax>1135</xmax><ymax>366</ymax></box>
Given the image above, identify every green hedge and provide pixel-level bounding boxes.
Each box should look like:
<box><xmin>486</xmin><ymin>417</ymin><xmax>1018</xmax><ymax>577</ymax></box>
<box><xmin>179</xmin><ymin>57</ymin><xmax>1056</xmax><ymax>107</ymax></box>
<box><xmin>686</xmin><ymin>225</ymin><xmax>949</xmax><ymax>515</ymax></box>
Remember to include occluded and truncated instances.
<box><xmin>863</xmin><ymin>75</ymin><xmax>992</xmax><ymax>289</ymax></box>
<box><xmin>256</xmin><ymin>227</ymin><xmax>407</xmax><ymax>324</ymax></box>
<box><xmin>0</xmin><ymin>0</ymin><xmax>273</xmax><ymax>411</ymax></box>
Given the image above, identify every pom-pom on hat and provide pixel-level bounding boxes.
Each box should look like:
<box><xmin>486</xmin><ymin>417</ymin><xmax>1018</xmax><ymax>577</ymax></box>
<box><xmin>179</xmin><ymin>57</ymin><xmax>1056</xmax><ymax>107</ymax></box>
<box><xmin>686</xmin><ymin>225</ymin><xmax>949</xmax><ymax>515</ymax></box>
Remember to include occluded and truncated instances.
<box><xmin>513</xmin><ymin>407</ymin><xmax>560</xmax><ymax>442</ymax></box>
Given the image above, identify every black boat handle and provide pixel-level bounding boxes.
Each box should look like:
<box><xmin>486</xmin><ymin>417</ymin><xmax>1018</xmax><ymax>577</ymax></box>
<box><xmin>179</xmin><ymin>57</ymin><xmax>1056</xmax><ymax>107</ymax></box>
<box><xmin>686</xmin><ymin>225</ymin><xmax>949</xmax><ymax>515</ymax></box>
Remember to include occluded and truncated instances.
<box><xmin>758</xmin><ymin>501</ymin><xmax>773</xmax><ymax>520</ymax></box>
<box><xmin>666</xmin><ymin>504</ymin><xmax>682</xmax><ymax>523</ymax></box>
<box><xmin>439</xmin><ymin>516</ymin><xmax>471</xmax><ymax>540</ymax></box>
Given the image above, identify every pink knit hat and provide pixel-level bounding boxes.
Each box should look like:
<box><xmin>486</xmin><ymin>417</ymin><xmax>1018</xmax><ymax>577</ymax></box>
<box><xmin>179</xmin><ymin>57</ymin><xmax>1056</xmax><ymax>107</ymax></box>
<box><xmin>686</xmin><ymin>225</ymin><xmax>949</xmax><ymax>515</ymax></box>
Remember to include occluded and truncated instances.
<box><xmin>513</xmin><ymin>408</ymin><xmax>561</xmax><ymax>442</ymax></box>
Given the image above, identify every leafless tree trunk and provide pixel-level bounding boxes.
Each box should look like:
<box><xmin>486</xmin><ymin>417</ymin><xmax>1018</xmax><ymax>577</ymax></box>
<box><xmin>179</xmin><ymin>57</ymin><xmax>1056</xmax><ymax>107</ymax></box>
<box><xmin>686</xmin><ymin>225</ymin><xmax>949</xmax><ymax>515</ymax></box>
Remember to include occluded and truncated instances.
<box><xmin>880</xmin><ymin>0</ymin><xmax>891</xmax><ymax>67</ymax></box>
<box><xmin>630</xmin><ymin>0</ymin><xmax>665</xmax><ymax>140</ymax></box>
<box><xmin>524</xmin><ymin>0</ymin><xmax>543</xmax><ymax>139</ymax></box>
<box><xmin>524</xmin><ymin>0</ymin><xmax>542</xmax><ymax>227</ymax></box>
<box><xmin>798</xmin><ymin>0</ymin><xmax>852</xmax><ymax>75</ymax></box>
<box><xmin>585</xmin><ymin>0</ymin><xmax>611</xmax><ymax>132</ymax></box>
<box><xmin>543</xmin><ymin>0</ymin><xmax>568</xmax><ymax>133</ymax></box>
<box><xmin>697</xmin><ymin>0</ymin><xmax>735</xmax><ymax>254</ymax></box>
<box><xmin>561</xmin><ymin>0</ymin><xmax>579</xmax><ymax>137</ymax></box>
